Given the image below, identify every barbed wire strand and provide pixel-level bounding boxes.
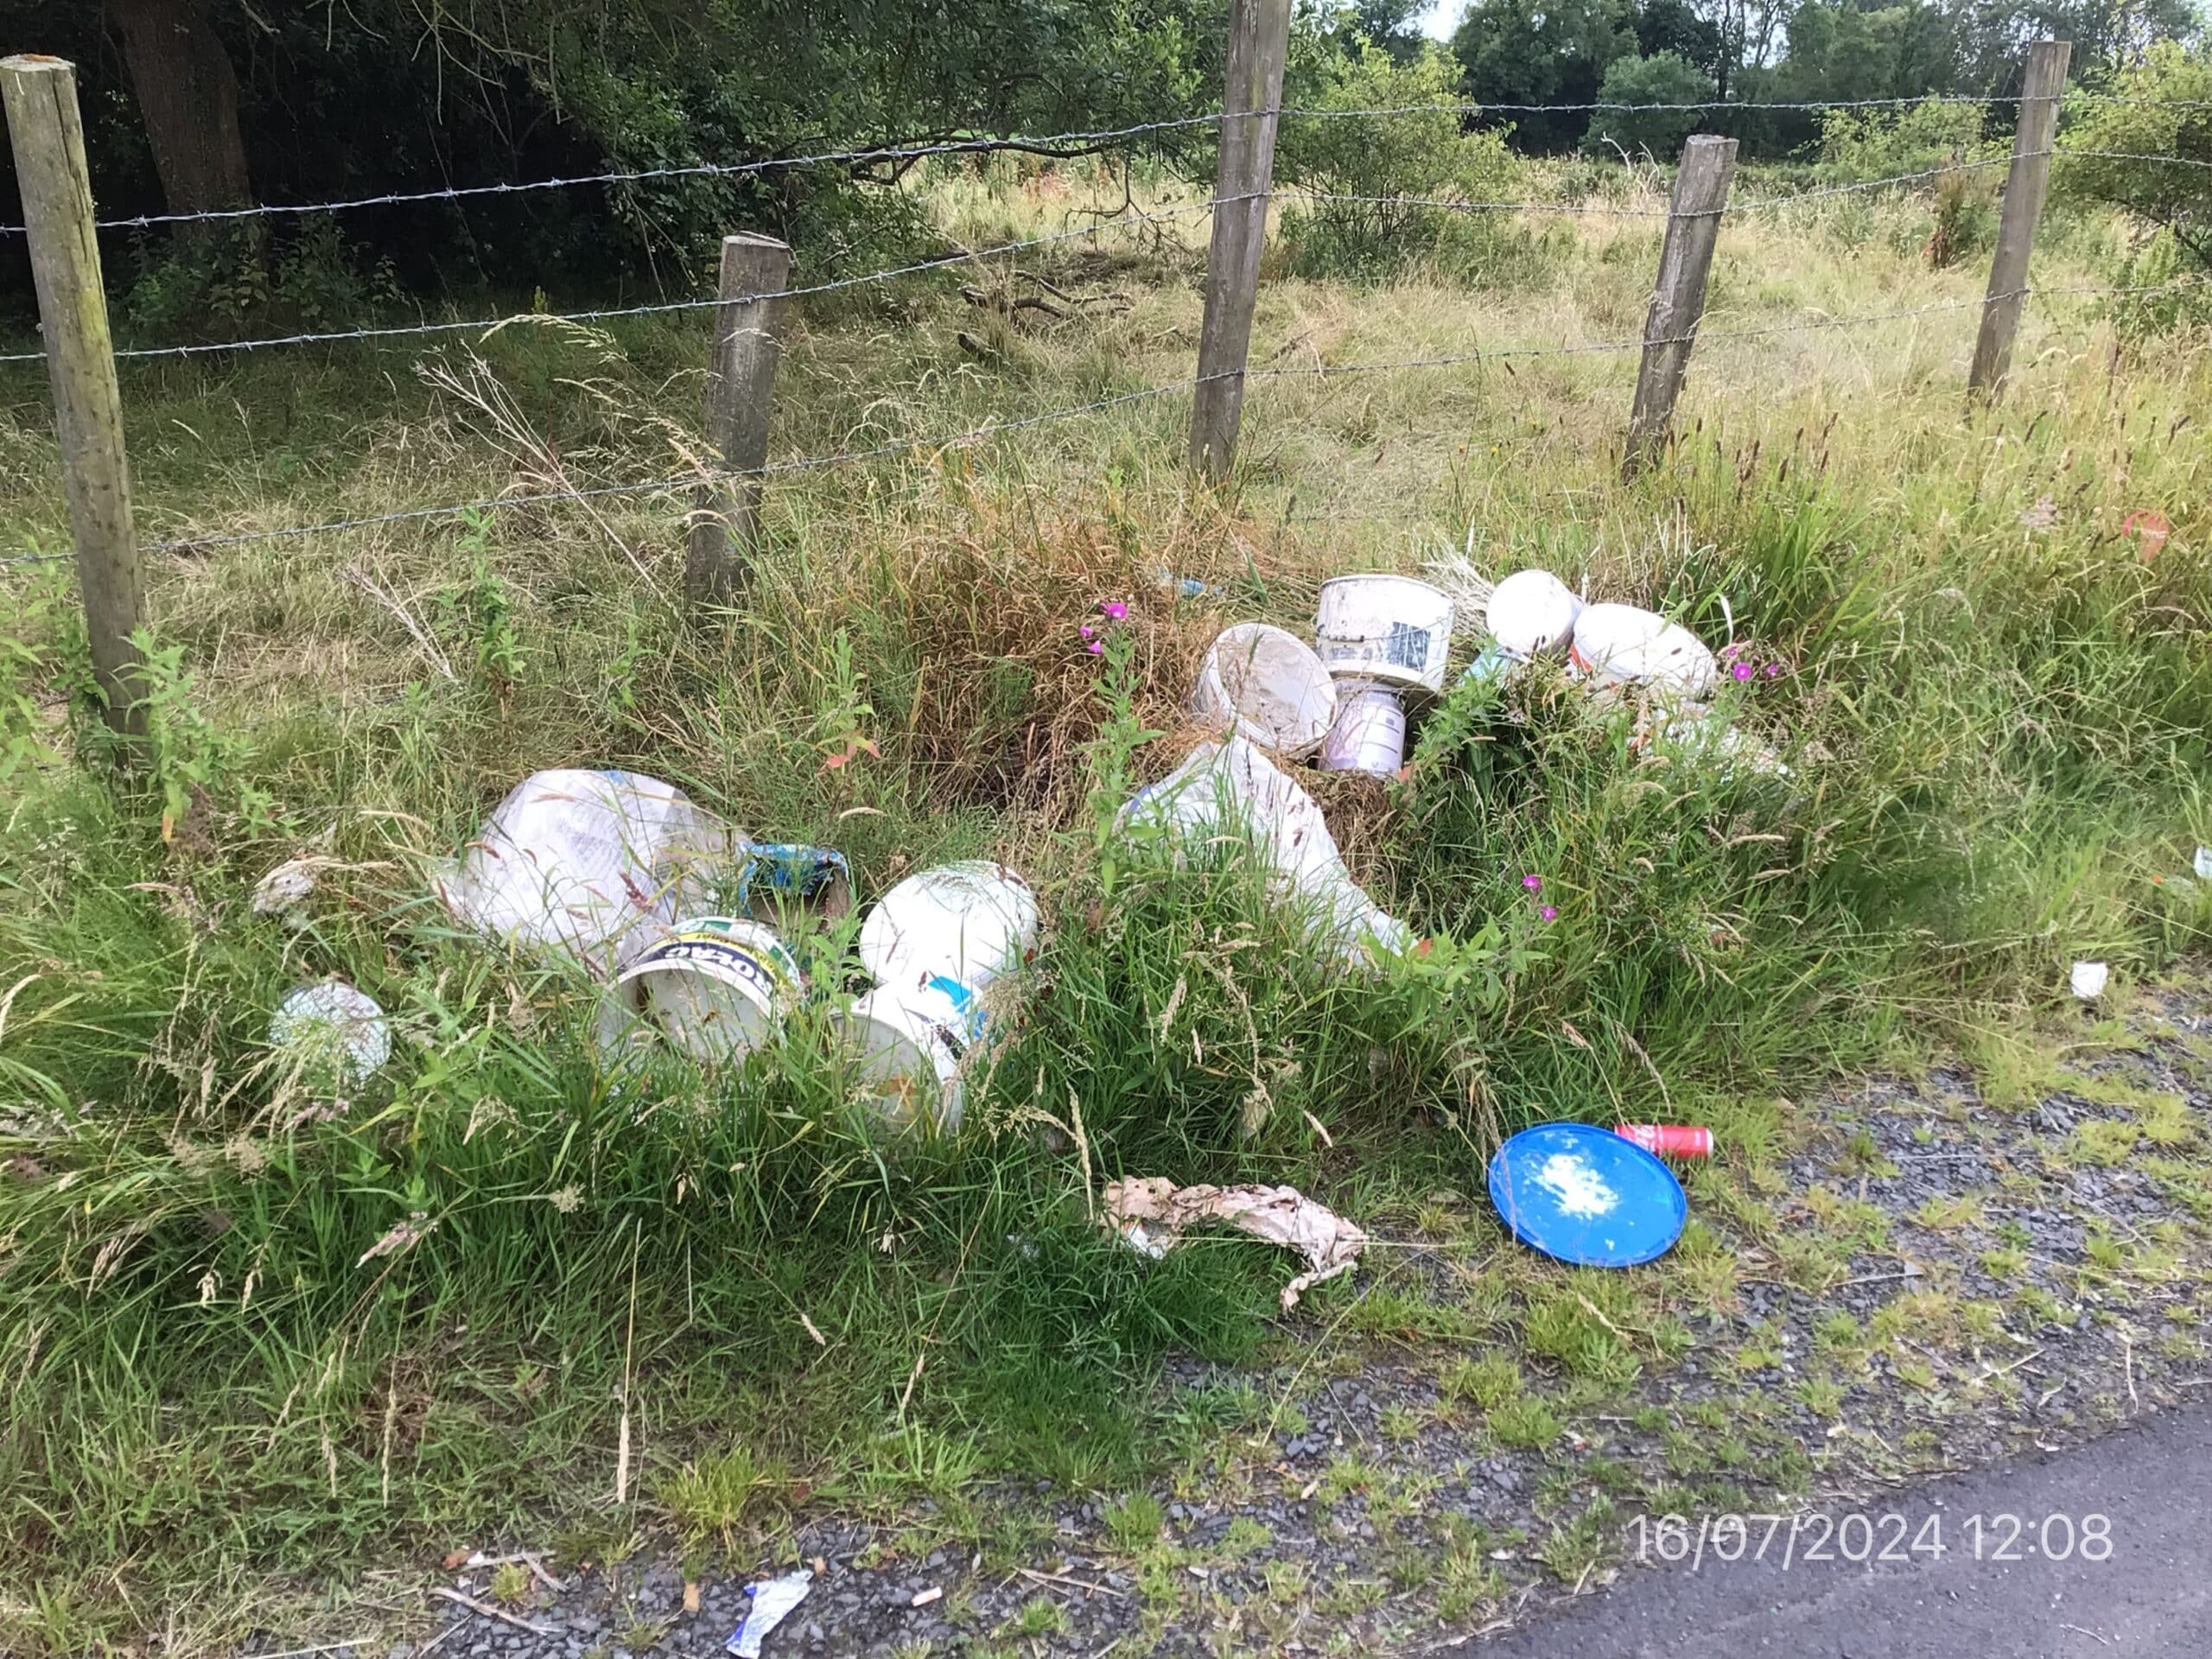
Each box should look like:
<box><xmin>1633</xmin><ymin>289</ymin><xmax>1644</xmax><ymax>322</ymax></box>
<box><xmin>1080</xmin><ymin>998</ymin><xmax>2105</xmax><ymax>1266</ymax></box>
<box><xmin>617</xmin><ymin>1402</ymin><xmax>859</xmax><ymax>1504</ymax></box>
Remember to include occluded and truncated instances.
<box><xmin>7</xmin><ymin>87</ymin><xmax>2207</xmax><ymax>240</ymax></box>
<box><xmin>6</xmin><ymin>268</ymin><xmax>2203</xmax><ymax>571</ymax></box>
<box><xmin>0</xmin><ymin>290</ymin><xmax>2079</xmax><ymax>566</ymax></box>
<box><xmin>0</xmin><ymin>194</ymin><xmax>1250</xmax><ymax>367</ymax></box>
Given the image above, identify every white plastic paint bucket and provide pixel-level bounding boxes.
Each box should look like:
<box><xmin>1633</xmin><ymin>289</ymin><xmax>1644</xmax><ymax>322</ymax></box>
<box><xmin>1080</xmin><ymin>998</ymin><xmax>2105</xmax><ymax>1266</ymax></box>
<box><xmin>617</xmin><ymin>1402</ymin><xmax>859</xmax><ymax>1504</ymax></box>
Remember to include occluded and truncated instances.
<box><xmin>1485</xmin><ymin>569</ymin><xmax>1582</xmax><ymax>658</ymax></box>
<box><xmin>1191</xmin><ymin>623</ymin><xmax>1338</xmax><ymax>758</ymax></box>
<box><xmin>1313</xmin><ymin>575</ymin><xmax>1455</xmax><ymax>697</ymax></box>
<box><xmin>615</xmin><ymin>915</ymin><xmax>800</xmax><ymax>1064</ymax></box>
<box><xmin>270</xmin><ymin>980</ymin><xmax>391</xmax><ymax>1090</ymax></box>
<box><xmin>1569</xmin><ymin>603</ymin><xmax>1717</xmax><ymax>700</ymax></box>
<box><xmin>858</xmin><ymin>861</ymin><xmax>1039</xmax><ymax>996</ymax></box>
<box><xmin>838</xmin><ymin>982</ymin><xmax>987</xmax><ymax>1132</ymax></box>
<box><xmin>1318</xmin><ymin>680</ymin><xmax>1408</xmax><ymax>776</ymax></box>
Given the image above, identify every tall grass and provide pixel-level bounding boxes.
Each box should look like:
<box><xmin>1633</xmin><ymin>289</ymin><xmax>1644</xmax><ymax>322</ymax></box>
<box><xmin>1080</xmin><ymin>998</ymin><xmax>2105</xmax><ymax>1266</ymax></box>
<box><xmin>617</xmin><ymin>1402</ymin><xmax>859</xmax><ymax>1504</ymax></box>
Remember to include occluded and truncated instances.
<box><xmin>2</xmin><ymin>154</ymin><xmax>2209</xmax><ymax>1648</ymax></box>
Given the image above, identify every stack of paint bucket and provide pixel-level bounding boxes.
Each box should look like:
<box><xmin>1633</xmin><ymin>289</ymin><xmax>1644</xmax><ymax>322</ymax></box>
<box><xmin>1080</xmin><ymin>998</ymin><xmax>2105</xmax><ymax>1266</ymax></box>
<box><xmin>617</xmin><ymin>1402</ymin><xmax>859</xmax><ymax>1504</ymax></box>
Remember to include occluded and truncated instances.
<box><xmin>837</xmin><ymin>861</ymin><xmax>1040</xmax><ymax>1133</ymax></box>
<box><xmin>1311</xmin><ymin>575</ymin><xmax>1456</xmax><ymax>777</ymax></box>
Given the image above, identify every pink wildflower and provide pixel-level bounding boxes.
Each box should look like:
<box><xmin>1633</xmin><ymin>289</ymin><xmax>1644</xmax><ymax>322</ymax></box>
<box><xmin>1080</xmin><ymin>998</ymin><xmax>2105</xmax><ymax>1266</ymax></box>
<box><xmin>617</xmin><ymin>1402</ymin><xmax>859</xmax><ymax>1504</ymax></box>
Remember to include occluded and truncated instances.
<box><xmin>1100</xmin><ymin>600</ymin><xmax>1129</xmax><ymax>620</ymax></box>
<box><xmin>1539</xmin><ymin>904</ymin><xmax>1558</xmax><ymax>922</ymax></box>
<box><xmin>1522</xmin><ymin>874</ymin><xmax>1543</xmax><ymax>892</ymax></box>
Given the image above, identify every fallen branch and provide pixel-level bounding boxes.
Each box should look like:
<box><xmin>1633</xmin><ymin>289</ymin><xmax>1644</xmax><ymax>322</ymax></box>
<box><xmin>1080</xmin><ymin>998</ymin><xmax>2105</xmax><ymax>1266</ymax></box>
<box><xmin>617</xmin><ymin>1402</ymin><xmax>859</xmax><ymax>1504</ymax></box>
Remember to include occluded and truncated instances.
<box><xmin>429</xmin><ymin>1587</ymin><xmax>553</xmax><ymax>1637</ymax></box>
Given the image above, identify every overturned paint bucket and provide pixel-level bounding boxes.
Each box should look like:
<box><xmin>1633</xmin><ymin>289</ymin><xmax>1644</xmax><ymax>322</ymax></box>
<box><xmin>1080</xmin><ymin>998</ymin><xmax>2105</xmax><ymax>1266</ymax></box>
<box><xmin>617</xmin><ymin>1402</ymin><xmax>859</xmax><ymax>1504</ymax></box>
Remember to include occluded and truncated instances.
<box><xmin>1569</xmin><ymin>603</ymin><xmax>1717</xmax><ymax>701</ymax></box>
<box><xmin>837</xmin><ymin>981</ymin><xmax>992</xmax><ymax>1133</ymax></box>
<box><xmin>1313</xmin><ymin>575</ymin><xmax>1454</xmax><ymax>699</ymax></box>
<box><xmin>1192</xmin><ymin>623</ymin><xmax>1338</xmax><ymax>758</ymax></box>
<box><xmin>615</xmin><ymin>915</ymin><xmax>801</xmax><ymax>1064</ymax></box>
<box><xmin>270</xmin><ymin>980</ymin><xmax>391</xmax><ymax>1091</ymax></box>
<box><xmin>1485</xmin><ymin>569</ymin><xmax>1582</xmax><ymax>658</ymax></box>
<box><xmin>859</xmin><ymin>861</ymin><xmax>1039</xmax><ymax>996</ymax></box>
<box><xmin>1319</xmin><ymin>679</ymin><xmax>1408</xmax><ymax>776</ymax></box>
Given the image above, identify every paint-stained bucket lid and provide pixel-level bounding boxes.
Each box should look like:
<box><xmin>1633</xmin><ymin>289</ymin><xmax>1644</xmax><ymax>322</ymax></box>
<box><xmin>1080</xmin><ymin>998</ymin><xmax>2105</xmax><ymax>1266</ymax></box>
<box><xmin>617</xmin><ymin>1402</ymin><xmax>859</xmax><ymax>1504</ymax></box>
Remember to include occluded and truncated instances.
<box><xmin>1487</xmin><ymin>1122</ymin><xmax>1686</xmax><ymax>1267</ymax></box>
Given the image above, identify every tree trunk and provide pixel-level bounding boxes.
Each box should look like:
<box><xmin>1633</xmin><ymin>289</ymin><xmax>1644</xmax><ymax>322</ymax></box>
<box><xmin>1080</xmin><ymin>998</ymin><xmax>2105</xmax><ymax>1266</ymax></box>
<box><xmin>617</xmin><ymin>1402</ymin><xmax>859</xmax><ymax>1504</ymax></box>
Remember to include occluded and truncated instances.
<box><xmin>110</xmin><ymin>0</ymin><xmax>252</xmax><ymax>215</ymax></box>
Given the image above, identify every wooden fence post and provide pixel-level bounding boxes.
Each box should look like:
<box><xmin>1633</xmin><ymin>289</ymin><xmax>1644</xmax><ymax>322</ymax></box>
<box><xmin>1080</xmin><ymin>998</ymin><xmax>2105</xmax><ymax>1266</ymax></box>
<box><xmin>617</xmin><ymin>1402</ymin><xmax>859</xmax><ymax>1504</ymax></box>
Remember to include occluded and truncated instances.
<box><xmin>2</xmin><ymin>54</ymin><xmax>147</xmax><ymax>741</ymax></box>
<box><xmin>1189</xmin><ymin>0</ymin><xmax>1292</xmax><ymax>483</ymax></box>
<box><xmin>687</xmin><ymin>231</ymin><xmax>792</xmax><ymax>611</ymax></box>
<box><xmin>1624</xmin><ymin>133</ymin><xmax>1738</xmax><ymax>480</ymax></box>
<box><xmin>1967</xmin><ymin>38</ymin><xmax>2071</xmax><ymax>404</ymax></box>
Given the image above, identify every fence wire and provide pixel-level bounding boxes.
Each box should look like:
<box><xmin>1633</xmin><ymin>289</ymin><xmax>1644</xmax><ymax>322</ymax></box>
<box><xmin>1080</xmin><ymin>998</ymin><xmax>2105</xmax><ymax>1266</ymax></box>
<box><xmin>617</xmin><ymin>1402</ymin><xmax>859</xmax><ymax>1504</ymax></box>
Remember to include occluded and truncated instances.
<box><xmin>7</xmin><ymin>89</ymin><xmax>2208</xmax><ymax>241</ymax></box>
<box><xmin>54</xmin><ymin>291</ymin><xmax>2078</xmax><ymax>563</ymax></box>
<box><xmin>0</xmin><ymin>196</ymin><xmax>1248</xmax><ymax>367</ymax></box>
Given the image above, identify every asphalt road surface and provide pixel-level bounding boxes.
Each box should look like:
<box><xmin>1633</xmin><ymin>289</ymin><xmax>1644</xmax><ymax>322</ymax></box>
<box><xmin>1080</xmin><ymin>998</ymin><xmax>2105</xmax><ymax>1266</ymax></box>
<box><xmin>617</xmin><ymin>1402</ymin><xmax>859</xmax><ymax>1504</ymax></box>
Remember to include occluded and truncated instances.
<box><xmin>1482</xmin><ymin>1403</ymin><xmax>2212</xmax><ymax>1658</ymax></box>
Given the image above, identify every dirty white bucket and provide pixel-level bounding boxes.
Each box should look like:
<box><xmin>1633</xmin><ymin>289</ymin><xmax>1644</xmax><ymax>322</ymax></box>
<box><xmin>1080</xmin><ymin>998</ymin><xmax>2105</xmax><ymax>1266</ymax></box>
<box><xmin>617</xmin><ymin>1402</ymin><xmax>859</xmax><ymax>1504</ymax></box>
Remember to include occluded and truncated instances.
<box><xmin>1313</xmin><ymin>575</ymin><xmax>1455</xmax><ymax>698</ymax></box>
<box><xmin>838</xmin><ymin>982</ymin><xmax>987</xmax><ymax>1132</ymax></box>
<box><xmin>1192</xmin><ymin>623</ymin><xmax>1338</xmax><ymax>758</ymax></box>
<box><xmin>1569</xmin><ymin>603</ymin><xmax>1717</xmax><ymax>700</ymax></box>
<box><xmin>1319</xmin><ymin>680</ymin><xmax>1408</xmax><ymax>776</ymax></box>
<box><xmin>858</xmin><ymin>861</ymin><xmax>1039</xmax><ymax>996</ymax></box>
<box><xmin>615</xmin><ymin>916</ymin><xmax>801</xmax><ymax>1064</ymax></box>
<box><xmin>270</xmin><ymin>980</ymin><xmax>391</xmax><ymax>1090</ymax></box>
<box><xmin>1485</xmin><ymin>569</ymin><xmax>1582</xmax><ymax>658</ymax></box>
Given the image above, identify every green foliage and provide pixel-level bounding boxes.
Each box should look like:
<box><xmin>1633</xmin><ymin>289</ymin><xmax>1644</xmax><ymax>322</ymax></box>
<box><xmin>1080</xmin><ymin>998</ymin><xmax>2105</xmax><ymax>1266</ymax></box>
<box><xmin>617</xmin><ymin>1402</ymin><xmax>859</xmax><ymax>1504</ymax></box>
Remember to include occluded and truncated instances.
<box><xmin>1275</xmin><ymin>42</ymin><xmax>1529</xmax><ymax>278</ymax></box>
<box><xmin>124</xmin><ymin>629</ymin><xmax>275</xmax><ymax>842</ymax></box>
<box><xmin>1817</xmin><ymin>99</ymin><xmax>1990</xmax><ymax>176</ymax></box>
<box><xmin>1453</xmin><ymin>0</ymin><xmax>1639</xmax><ymax>154</ymax></box>
<box><xmin>1583</xmin><ymin>53</ymin><xmax>1716</xmax><ymax>160</ymax></box>
<box><xmin>2063</xmin><ymin>41</ymin><xmax>2212</xmax><ymax>270</ymax></box>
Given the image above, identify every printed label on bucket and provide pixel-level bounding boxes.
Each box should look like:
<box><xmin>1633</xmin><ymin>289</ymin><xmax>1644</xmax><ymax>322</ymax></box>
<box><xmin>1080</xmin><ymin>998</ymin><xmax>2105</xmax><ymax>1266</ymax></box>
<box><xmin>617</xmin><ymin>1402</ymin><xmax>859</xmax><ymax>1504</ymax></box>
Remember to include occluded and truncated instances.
<box><xmin>639</xmin><ymin>938</ymin><xmax>787</xmax><ymax>1003</ymax></box>
<box><xmin>1382</xmin><ymin>623</ymin><xmax>1433</xmax><ymax>673</ymax></box>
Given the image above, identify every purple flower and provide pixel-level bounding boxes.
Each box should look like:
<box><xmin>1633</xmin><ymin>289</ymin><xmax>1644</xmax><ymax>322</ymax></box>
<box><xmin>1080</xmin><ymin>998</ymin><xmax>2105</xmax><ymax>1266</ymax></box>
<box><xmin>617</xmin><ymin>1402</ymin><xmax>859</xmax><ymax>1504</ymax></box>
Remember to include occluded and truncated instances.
<box><xmin>1522</xmin><ymin>874</ymin><xmax>1543</xmax><ymax>892</ymax></box>
<box><xmin>1539</xmin><ymin>904</ymin><xmax>1558</xmax><ymax>922</ymax></box>
<box><xmin>1085</xmin><ymin>640</ymin><xmax>1103</xmax><ymax>655</ymax></box>
<box><xmin>1732</xmin><ymin>661</ymin><xmax>1754</xmax><ymax>682</ymax></box>
<box><xmin>1100</xmin><ymin>600</ymin><xmax>1128</xmax><ymax>620</ymax></box>
<box><xmin>1764</xmin><ymin>662</ymin><xmax>1782</xmax><ymax>678</ymax></box>
<box><xmin>1080</xmin><ymin>623</ymin><xmax>1095</xmax><ymax>639</ymax></box>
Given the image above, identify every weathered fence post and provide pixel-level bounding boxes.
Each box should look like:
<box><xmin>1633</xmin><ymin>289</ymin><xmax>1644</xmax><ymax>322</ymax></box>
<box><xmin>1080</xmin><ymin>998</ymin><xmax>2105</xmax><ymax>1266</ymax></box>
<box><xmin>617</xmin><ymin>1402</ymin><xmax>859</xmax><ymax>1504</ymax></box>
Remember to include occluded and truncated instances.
<box><xmin>1189</xmin><ymin>0</ymin><xmax>1292</xmax><ymax>483</ymax></box>
<box><xmin>1624</xmin><ymin>133</ymin><xmax>1738</xmax><ymax>481</ymax></box>
<box><xmin>2</xmin><ymin>54</ymin><xmax>147</xmax><ymax>741</ymax></box>
<box><xmin>687</xmin><ymin>231</ymin><xmax>792</xmax><ymax>611</ymax></box>
<box><xmin>1967</xmin><ymin>38</ymin><xmax>2071</xmax><ymax>404</ymax></box>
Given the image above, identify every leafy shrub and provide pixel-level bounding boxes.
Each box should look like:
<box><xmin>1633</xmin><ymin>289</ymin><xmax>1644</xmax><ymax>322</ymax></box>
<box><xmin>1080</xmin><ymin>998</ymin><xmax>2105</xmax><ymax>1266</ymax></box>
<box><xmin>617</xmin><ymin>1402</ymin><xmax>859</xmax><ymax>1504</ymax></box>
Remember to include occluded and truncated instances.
<box><xmin>1817</xmin><ymin>99</ymin><xmax>1989</xmax><ymax>176</ymax></box>
<box><xmin>1274</xmin><ymin>42</ymin><xmax>1529</xmax><ymax>280</ymax></box>
<box><xmin>2062</xmin><ymin>41</ymin><xmax>2212</xmax><ymax>274</ymax></box>
<box><xmin>1582</xmin><ymin>53</ymin><xmax>1715</xmax><ymax>162</ymax></box>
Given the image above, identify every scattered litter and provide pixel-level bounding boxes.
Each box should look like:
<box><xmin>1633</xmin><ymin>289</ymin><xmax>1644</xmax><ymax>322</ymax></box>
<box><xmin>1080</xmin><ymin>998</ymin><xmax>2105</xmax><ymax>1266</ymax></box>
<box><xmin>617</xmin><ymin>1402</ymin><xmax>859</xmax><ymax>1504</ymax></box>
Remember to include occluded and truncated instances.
<box><xmin>1489</xmin><ymin>1122</ymin><xmax>1686</xmax><ymax>1268</ymax></box>
<box><xmin>1484</xmin><ymin>569</ymin><xmax>1582</xmax><ymax>658</ymax></box>
<box><xmin>727</xmin><ymin>1567</ymin><xmax>814</xmax><ymax>1657</ymax></box>
<box><xmin>1118</xmin><ymin>737</ymin><xmax>1408</xmax><ymax>964</ymax></box>
<box><xmin>1613</xmin><ymin>1123</ymin><xmax>1713</xmax><ymax>1159</ymax></box>
<box><xmin>1192</xmin><ymin>623</ymin><xmax>1338</xmax><ymax>758</ymax></box>
<box><xmin>1318</xmin><ymin>678</ymin><xmax>1407</xmax><ymax>776</ymax></box>
<box><xmin>2196</xmin><ymin>846</ymin><xmax>2212</xmax><ymax>880</ymax></box>
<box><xmin>1313</xmin><ymin>575</ymin><xmax>1454</xmax><ymax>697</ymax></box>
<box><xmin>1634</xmin><ymin>700</ymin><xmax>1790</xmax><ymax>779</ymax></box>
<box><xmin>842</xmin><ymin>861</ymin><xmax>1039</xmax><ymax>1131</ymax></box>
<box><xmin>614</xmin><ymin>917</ymin><xmax>803</xmax><ymax>1065</ymax></box>
<box><xmin>736</xmin><ymin>842</ymin><xmax>852</xmax><ymax>921</ymax></box>
<box><xmin>434</xmin><ymin>769</ymin><xmax>740</xmax><ymax>978</ymax></box>
<box><xmin>251</xmin><ymin>857</ymin><xmax>321</xmax><ymax>918</ymax></box>
<box><xmin>2070</xmin><ymin>961</ymin><xmax>2109</xmax><ymax>1001</ymax></box>
<box><xmin>1152</xmin><ymin>567</ymin><xmax>1216</xmax><ymax>599</ymax></box>
<box><xmin>1100</xmin><ymin>1176</ymin><xmax>1370</xmax><ymax>1311</ymax></box>
<box><xmin>2122</xmin><ymin>508</ymin><xmax>2171</xmax><ymax>560</ymax></box>
<box><xmin>1568</xmin><ymin>604</ymin><xmax>1717</xmax><ymax>701</ymax></box>
<box><xmin>908</xmin><ymin>1586</ymin><xmax>943</xmax><ymax>1608</ymax></box>
<box><xmin>269</xmin><ymin>980</ymin><xmax>391</xmax><ymax>1089</ymax></box>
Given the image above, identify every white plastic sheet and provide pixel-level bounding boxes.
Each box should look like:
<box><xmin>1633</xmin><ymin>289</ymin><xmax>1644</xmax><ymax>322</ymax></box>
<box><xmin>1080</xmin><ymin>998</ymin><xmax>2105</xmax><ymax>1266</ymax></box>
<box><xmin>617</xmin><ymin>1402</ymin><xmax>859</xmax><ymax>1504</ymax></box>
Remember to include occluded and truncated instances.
<box><xmin>1117</xmin><ymin>737</ymin><xmax>1409</xmax><ymax>964</ymax></box>
<box><xmin>1102</xmin><ymin>1177</ymin><xmax>1369</xmax><ymax>1311</ymax></box>
<box><xmin>433</xmin><ymin>769</ymin><xmax>740</xmax><ymax>978</ymax></box>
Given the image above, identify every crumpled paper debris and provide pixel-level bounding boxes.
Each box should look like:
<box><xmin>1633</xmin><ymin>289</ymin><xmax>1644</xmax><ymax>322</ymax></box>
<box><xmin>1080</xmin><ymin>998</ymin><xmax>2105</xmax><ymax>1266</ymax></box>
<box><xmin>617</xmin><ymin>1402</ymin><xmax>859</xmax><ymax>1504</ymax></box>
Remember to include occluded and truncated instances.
<box><xmin>727</xmin><ymin>1567</ymin><xmax>813</xmax><ymax>1657</ymax></box>
<box><xmin>2070</xmin><ymin>961</ymin><xmax>2109</xmax><ymax>1000</ymax></box>
<box><xmin>1101</xmin><ymin>1177</ymin><xmax>1369</xmax><ymax>1312</ymax></box>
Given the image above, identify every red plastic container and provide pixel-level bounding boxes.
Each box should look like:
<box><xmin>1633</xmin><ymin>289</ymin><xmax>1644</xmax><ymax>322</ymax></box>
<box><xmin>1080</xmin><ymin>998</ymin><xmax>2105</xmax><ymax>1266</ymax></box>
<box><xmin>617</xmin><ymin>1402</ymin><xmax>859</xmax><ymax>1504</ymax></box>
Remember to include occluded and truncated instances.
<box><xmin>1614</xmin><ymin>1122</ymin><xmax>1713</xmax><ymax>1159</ymax></box>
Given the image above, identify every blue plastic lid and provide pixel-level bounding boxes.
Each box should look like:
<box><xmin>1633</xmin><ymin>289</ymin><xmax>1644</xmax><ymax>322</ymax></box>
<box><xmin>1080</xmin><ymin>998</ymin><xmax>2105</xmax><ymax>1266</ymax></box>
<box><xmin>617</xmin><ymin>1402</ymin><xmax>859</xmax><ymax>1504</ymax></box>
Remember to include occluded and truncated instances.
<box><xmin>1487</xmin><ymin>1122</ymin><xmax>1687</xmax><ymax>1268</ymax></box>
